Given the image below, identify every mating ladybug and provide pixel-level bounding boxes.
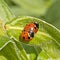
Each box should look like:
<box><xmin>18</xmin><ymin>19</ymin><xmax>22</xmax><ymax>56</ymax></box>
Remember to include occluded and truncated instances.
<box><xmin>24</xmin><ymin>22</ymin><xmax>39</xmax><ymax>33</ymax></box>
<box><xmin>20</xmin><ymin>22</ymin><xmax>39</xmax><ymax>42</ymax></box>
<box><xmin>20</xmin><ymin>30</ymin><xmax>34</xmax><ymax>41</ymax></box>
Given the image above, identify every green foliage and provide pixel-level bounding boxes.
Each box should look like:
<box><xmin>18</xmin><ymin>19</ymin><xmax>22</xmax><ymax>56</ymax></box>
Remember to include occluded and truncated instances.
<box><xmin>5</xmin><ymin>0</ymin><xmax>56</xmax><ymax>17</ymax></box>
<box><xmin>5</xmin><ymin>16</ymin><xmax>60</xmax><ymax>59</ymax></box>
<box><xmin>42</xmin><ymin>0</ymin><xmax>60</xmax><ymax>29</ymax></box>
<box><xmin>0</xmin><ymin>0</ymin><xmax>60</xmax><ymax>60</ymax></box>
<box><xmin>5</xmin><ymin>0</ymin><xmax>60</xmax><ymax>29</ymax></box>
<box><xmin>12</xmin><ymin>0</ymin><xmax>55</xmax><ymax>16</ymax></box>
<box><xmin>0</xmin><ymin>0</ymin><xmax>15</xmax><ymax>23</ymax></box>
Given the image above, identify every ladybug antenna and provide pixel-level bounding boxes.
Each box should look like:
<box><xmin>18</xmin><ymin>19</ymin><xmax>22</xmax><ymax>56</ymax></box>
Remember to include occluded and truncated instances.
<box><xmin>34</xmin><ymin>22</ymin><xmax>39</xmax><ymax>28</ymax></box>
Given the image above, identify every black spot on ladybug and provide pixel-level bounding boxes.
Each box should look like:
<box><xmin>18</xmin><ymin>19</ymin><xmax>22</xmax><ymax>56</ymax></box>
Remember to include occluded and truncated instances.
<box><xmin>34</xmin><ymin>26</ymin><xmax>36</xmax><ymax>29</ymax></box>
<box><xmin>34</xmin><ymin>22</ymin><xmax>39</xmax><ymax>28</ymax></box>
<box><xmin>30</xmin><ymin>31</ymin><xmax>34</xmax><ymax>37</ymax></box>
<box><xmin>28</xmin><ymin>37</ymin><xmax>30</xmax><ymax>39</ymax></box>
<box><xmin>24</xmin><ymin>30</ymin><xmax>25</xmax><ymax>31</ymax></box>
<box><xmin>28</xmin><ymin>25</ymin><xmax>30</xmax><ymax>26</ymax></box>
<box><xmin>23</xmin><ymin>37</ymin><xmax>25</xmax><ymax>39</ymax></box>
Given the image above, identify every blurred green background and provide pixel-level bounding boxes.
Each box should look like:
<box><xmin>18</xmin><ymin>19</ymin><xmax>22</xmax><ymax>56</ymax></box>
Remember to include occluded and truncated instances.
<box><xmin>4</xmin><ymin>0</ymin><xmax>60</xmax><ymax>29</ymax></box>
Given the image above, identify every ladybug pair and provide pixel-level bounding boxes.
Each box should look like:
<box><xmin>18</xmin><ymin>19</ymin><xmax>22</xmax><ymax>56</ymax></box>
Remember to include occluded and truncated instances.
<box><xmin>20</xmin><ymin>22</ymin><xmax>39</xmax><ymax>42</ymax></box>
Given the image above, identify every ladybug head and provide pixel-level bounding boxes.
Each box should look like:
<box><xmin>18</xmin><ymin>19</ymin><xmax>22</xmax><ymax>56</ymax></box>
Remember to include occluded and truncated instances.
<box><xmin>29</xmin><ymin>31</ymin><xmax>34</xmax><ymax>38</ymax></box>
<box><xmin>34</xmin><ymin>22</ymin><xmax>39</xmax><ymax>28</ymax></box>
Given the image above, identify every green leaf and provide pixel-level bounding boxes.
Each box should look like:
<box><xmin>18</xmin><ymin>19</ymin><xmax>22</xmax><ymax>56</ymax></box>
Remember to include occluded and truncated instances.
<box><xmin>0</xmin><ymin>0</ymin><xmax>60</xmax><ymax>59</ymax></box>
<box><xmin>37</xmin><ymin>50</ymin><xmax>49</xmax><ymax>60</ymax></box>
<box><xmin>0</xmin><ymin>20</ymin><xmax>9</xmax><ymax>49</ymax></box>
<box><xmin>22</xmin><ymin>42</ymin><xmax>42</xmax><ymax>60</ymax></box>
<box><xmin>0</xmin><ymin>18</ymin><xmax>29</xmax><ymax>60</ymax></box>
<box><xmin>5</xmin><ymin>16</ymin><xmax>60</xmax><ymax>44</ymax></box>
<box><xmin>5</xmin><ymin>16</ymin><xmax>60</xmax><ymax>59</ymax></box>
<box><xmin>0</xmin><ymin>0</ymin><xmax>39</xmax><ymax>60</ymax></box>
<box><xmin>0</xmin><ymin>1</ymin><xmax>29</xmax><ymax>60</ymax></box>
<box><xmin>0</xmin><ymin>39</ymin><xmax>29</xmax><ymax>60</ymax></box>
<box><xmin>0</xmin><ymin>0</ymin><xmax>15</xmax><ymax>23</ymax></box>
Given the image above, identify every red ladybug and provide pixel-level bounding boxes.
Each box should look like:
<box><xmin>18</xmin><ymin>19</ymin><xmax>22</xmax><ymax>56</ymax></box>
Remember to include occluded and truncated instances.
<box><xmin>20</xmin><ymin>31</ymin><xmax>34</xmax><ymax>41</ymax></box>
<box><xmin>24</xmin><ymin>22</ymin><xmax>39</xmax><ymax>33</ymax></box>
<box><xmin>20</xmin><ymin>22</ymin><xmax>39</xmax><ymax>42</ymax></box>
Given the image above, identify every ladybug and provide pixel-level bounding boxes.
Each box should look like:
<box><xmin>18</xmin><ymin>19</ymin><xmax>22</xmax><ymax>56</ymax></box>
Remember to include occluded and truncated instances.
<box><xmin>20</xmin><ymin>30</ymin><xmax>34</xmax><ymax>41</ymax></box>
<box><xmin>20</xmin><ymin>22</ymin><xmax>39</xmax><ymax>42</ymax></box>
<box><xmin>24</xmin><ymin>22</ymin><xmax>39</xmax><ymax>33</ymax></box>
